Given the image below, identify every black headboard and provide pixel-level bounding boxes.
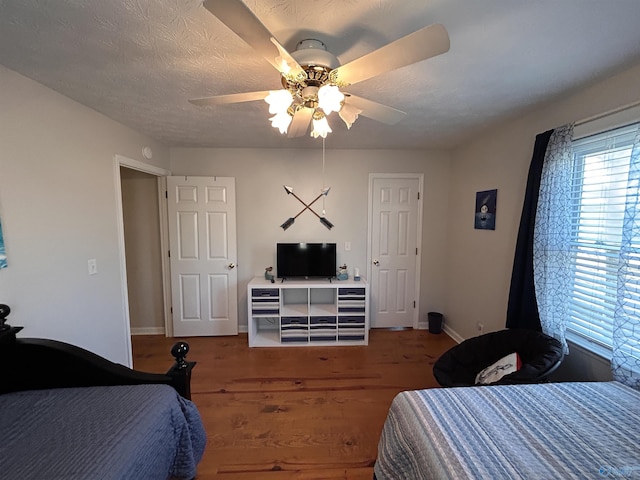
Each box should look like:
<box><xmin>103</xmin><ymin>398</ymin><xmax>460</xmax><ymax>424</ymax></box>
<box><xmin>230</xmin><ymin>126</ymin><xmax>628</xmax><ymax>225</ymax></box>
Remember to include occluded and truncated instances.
<box><xmin>0</xmin><ymin>304</ymin><xmax>195</xmax><ymax>399</ymax></box>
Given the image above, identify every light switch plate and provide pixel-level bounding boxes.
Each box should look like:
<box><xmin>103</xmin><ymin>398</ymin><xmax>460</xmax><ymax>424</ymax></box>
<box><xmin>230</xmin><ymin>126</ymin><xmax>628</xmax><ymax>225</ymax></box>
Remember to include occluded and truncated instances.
<box><xmin>88</xmin><ymin>259</ymin><xmax>98</xmax><ymax>275</ymax></box>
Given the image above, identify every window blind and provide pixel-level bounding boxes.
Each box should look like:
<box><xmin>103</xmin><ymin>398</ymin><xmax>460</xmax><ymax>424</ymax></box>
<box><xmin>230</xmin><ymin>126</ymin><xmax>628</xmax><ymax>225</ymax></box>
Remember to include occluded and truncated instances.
<box><xmin>568</xmin><ymin>123</ymin><xmax>639</xmax><ymax>349</ymax></box>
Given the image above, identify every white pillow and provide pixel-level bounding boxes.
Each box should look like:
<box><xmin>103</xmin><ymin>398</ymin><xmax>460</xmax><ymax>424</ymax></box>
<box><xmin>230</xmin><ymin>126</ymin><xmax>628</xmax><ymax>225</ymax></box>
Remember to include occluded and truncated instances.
<box><xmin>475</xmin><ymin>352</ymin><xmax>522</xmax><ymax>385</ymax></box>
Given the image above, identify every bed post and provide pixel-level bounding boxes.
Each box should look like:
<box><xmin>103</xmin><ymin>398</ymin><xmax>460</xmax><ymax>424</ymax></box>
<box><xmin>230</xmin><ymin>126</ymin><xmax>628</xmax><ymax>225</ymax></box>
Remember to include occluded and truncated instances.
<box><xmin>167</xmin><ymin>341</ymin><xmax>196</xmax><ymax>400</ymax></box>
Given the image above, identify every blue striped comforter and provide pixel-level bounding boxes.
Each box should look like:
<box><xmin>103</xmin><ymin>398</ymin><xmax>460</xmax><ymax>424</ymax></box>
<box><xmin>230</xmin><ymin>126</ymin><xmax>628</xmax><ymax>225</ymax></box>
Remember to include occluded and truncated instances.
<box><xmin>0</xmin><ymin>384</ymin><xmax>206</xmax><ymax>479</ymax></box>
<box><xmin>374</xmin><ymin>381</ymin><xmax>640</xmax><ymax>479</ymax></box>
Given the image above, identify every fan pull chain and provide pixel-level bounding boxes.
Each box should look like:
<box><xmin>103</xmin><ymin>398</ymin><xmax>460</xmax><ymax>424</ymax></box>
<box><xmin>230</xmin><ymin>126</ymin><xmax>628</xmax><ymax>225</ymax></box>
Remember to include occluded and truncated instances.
<box><xmin>322</xmin><ymin>137</ymin><xmax>326</xmax><ymax>215</ymax></box>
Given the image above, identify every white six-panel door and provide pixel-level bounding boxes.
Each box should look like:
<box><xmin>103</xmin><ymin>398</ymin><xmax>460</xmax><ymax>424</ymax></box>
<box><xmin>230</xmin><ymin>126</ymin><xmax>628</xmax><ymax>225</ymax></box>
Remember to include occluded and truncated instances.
<box><xmin>167</xmin><ymin>176</ymin><xmax>238</xmax><ymax>336</ymax></box>
<box><xmin>369</xmin><ymin>175</ymin><xmax>422</xmax><ymax>328</ymax></box>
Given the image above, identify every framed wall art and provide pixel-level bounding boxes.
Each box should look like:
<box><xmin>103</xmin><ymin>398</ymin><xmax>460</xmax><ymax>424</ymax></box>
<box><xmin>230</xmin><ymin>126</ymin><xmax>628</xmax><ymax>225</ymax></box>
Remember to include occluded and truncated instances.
<box><xmin>474</xmin><ymin>189</ymin><xmax>497</xmax><ymax>230</ymax></box>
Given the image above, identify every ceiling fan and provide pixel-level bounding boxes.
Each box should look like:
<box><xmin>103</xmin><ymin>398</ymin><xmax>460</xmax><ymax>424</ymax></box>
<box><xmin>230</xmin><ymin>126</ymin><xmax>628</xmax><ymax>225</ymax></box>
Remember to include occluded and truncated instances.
<box><xmin>189</xmin><ymin>0</ymin><xmax>450</xmax><ymax>139</ymax></box>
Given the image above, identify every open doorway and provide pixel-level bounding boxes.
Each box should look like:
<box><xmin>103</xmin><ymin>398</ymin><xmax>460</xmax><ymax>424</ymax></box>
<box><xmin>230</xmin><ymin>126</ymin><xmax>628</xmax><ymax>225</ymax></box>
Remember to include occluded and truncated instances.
<box><xmin>120</xmin><ymin>167</ymin><xmax>166</xmax><ymax>335</ymax></box>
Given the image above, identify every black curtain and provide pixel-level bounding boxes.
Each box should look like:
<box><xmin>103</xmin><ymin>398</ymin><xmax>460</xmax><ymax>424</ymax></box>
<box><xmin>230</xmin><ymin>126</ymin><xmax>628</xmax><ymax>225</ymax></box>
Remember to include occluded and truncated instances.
<box><xmin>506</xmin><ymin>129</ymin><xmax>554</xmax><ymax>330</ymax></box>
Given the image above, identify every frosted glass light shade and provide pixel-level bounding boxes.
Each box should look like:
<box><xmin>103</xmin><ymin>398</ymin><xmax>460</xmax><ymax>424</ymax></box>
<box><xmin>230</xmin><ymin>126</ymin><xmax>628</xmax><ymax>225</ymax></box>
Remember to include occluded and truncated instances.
<box><xmin>317</xmin><ymin>85</ymin><xmax>344</xmax><ymax>116</ymax></box>
<box><xmin>311</xmin><ymin>115</ymin><xmax>332</xmax><ymax>138</ymax></box>
<box><xmin>269</xmin><ymin>111</ymin><xmax>293</xmax><ymax>134</ymax></box>
<box><xmin>338</xmin><ymin>102</ymin><xmax>362</xmax><ymax>129</ymax></box>
<box><xmin>265</xmin><ymin>90</ymin><xmax>293</xmax><ymax>114</ymax></box>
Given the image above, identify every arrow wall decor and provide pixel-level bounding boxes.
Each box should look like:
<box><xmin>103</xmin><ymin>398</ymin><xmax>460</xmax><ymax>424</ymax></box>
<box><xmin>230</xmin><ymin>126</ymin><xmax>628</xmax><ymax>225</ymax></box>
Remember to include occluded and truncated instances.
<box><xmin>281</xmin><ymin>185</ymin><xmax>334</xmax><ymax>230</ymax></box>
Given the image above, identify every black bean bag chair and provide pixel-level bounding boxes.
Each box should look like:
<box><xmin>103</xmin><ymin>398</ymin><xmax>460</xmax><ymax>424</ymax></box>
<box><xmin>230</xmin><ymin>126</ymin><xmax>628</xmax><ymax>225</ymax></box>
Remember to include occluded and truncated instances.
<box><xmin>433</xmin><ymin>329</ymin><xmax>564</xmax><ymax>387</ymax></box>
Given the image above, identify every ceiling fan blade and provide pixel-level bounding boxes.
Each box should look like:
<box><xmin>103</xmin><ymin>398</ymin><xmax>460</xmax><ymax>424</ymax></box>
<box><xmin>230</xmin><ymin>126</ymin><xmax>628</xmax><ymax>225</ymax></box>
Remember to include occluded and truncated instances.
<box><xmin>345</xmin><ymin>94</ymin><xmax>406</xmax><ymax>125</ymax></box>
<box><xmin>332</xmin><ymin>24</ymin><xmax>450</xmax><ymax>86</ymax></box>
<box><xmin>189</xmin><ymin>91</ymin><xmax>272</xmax><ymax>106</ymax></box>
<box><xmin>270</xmin><ymin>38</ymin><xmax>306</xmax><ymax>79</ymax></box>
<box><xmin>203</xmin><ymin>0</ymin><xmax>304</xmax><ymax>78</ymax></box>
<box><xmin>287</xmin><ymin>108</ymin><xmax>313</xmax><ymax>138</ymax></box>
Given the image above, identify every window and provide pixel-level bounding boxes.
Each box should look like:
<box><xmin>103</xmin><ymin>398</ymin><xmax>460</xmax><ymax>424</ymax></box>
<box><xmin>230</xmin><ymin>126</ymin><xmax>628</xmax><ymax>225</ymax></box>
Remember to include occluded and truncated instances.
<box><xmin>567</xmin><ymin>123</ymin><xmax>640</xmax><ymax>351</ymax></box>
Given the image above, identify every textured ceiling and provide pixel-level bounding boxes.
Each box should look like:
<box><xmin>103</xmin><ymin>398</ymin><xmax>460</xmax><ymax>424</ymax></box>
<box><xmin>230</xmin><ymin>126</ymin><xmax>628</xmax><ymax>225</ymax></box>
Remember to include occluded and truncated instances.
<box><xmin>1</xmin><ymin>0</ymin><xmax>640</xmax><ymax>150</ymax></box>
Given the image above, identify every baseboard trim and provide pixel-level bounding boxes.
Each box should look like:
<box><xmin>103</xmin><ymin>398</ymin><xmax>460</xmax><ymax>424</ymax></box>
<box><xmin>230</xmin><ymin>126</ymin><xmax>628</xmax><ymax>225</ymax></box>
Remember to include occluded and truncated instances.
<box><xmin>131</xmin><ymin>327</ymin><xmax>165</xmax><ymax>336</ymax></box>
<box><xmin>417</xmin><ymin>321</ymin><xmax>463</xmax><ymax>343</ymax></box>
<box><xmin>443</xmin><ymin>325</ymin><xmax>464</xmax><ymax>344</ymax></box>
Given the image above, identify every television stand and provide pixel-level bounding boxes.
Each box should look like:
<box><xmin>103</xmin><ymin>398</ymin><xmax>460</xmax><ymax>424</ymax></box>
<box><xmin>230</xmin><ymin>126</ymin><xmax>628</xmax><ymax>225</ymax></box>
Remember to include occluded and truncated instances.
<box><xmin>247</xmin><ymin>276</ymin><xmax>368</xmax><ymax>347</ymax></box>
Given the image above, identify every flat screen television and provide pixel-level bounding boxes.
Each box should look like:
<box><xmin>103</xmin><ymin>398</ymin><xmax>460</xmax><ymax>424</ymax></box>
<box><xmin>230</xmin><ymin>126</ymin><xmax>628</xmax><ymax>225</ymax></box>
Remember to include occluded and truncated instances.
<box><xmin>277</xmin><ymin>243</ymin><xmax>337</xmax><ymax>280</ymax></box>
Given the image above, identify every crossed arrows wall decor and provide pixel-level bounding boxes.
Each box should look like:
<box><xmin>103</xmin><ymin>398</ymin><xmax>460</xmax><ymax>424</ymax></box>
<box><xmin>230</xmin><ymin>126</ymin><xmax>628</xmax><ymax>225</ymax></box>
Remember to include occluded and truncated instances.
<box><xmin>280</xmin><ymin>185</ymin><xmax>334</xmax><ymax>230</ymax></box>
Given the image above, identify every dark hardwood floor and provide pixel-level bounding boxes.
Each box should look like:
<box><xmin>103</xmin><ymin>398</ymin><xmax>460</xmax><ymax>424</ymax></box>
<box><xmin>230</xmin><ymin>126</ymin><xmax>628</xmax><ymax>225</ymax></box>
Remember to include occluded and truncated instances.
<box><xmin>132</xmin><ymin>329</ymin><xmax>456</xmax><ymax>479</ymax></box>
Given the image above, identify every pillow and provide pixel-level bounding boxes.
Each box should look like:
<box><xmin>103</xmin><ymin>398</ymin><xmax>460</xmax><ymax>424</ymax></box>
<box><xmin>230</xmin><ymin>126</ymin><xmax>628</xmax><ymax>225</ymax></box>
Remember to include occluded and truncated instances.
<box><xmin>475</xmin><ymin>352</ymin><xmax>522</xmax><ymax>385</ymax></box>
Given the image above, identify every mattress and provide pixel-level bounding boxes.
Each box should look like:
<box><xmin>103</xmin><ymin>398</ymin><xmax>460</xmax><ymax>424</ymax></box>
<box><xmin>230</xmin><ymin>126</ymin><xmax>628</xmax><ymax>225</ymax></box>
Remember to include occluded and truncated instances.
<box><xmin>0</xmin><ymin>384</ymin><xmax>206</xmax><ymax>480</ymax></box>
<box><xmin>374</xmin><ymin>381</ymin><xmax>640</xmax><ymax>479</ymax></box>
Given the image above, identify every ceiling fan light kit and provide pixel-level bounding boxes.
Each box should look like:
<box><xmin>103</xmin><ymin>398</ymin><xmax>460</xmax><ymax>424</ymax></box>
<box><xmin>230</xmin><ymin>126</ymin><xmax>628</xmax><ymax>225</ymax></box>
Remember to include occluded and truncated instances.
<box><xmin>267</xmin><ymin>40</ymin><xmax>348</xmax><ymax>138</ymax></box>
<box><xmin>194</xmin><ymin>0</ymin><xmax>450</xmax><ymax>139</ymax></box>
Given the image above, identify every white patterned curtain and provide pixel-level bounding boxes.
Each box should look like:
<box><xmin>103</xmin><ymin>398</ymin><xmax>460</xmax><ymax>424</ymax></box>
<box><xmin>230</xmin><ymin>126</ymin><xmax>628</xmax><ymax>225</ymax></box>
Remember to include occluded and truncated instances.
<box><xmin>613</xmin><ymin>128</ymin><xmax>640</xmax><ymax>388</ymax></box>
<box><xmin>533</xmin><ymin>124</ymin><xmax>574</xmax><ymax>355</ymax></box>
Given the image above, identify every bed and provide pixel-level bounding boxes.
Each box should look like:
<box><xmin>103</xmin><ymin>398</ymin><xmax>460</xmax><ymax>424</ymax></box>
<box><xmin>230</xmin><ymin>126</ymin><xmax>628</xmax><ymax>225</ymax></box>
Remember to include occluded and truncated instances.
<box><xmin>374</xmin><ymin>381</ymin><xmax>640</xmax><ymax>479</ymax></box>
<box><xmin>0</xmin><ymin>305</ymin><xmax>206</xmax><ymax>480</ymax></box>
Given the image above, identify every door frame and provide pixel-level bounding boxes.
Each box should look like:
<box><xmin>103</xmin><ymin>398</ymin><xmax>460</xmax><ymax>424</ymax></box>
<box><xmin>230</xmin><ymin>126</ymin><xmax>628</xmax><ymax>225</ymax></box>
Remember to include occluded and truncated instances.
<box><xmin>113</xmin><ymin>154</ymin><xmax>171</xmax><ymax>366</ymax></box>
<box><xmin>367</xmin><ymin>173</ymin><xmax>424</xmax><ymax>329</ymax></box>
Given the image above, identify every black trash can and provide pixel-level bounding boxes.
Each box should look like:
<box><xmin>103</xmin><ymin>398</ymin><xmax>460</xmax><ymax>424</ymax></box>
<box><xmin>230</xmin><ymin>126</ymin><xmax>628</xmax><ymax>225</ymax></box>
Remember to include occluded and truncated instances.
<box><xmin>428</xmin><ymin>312</ymin><xmax>443</xmax><ymax>334</ymax></box>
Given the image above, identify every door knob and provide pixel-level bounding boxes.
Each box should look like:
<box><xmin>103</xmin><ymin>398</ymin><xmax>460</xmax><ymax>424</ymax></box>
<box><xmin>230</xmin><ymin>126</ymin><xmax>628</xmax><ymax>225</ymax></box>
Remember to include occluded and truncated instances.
<box><xmin>227</xmin><ymin>263</ymin><xmax>236</xmax><ymax>269</ymax></box>
<box><xmin>373</xmin><ymin>259</ymin><xmax>380</xmax><ymax>266</ymax></box>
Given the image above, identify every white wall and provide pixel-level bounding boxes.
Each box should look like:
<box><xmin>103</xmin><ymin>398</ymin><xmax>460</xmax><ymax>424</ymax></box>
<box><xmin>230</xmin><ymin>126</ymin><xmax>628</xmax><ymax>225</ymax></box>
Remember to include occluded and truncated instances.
<box><xmin>169</xmin><ymin>148</ymin><xmax>451</xmax><ymax>330</ymax></box>
<box><xmin>0</xmin><ymin>66</ymin><xmax>170</xmax><ymax>364</ymax></box>
<box><xmin>444</xmin><ymin>63</ymin><xmax>640</xmax><ymax>378</ymax></box>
